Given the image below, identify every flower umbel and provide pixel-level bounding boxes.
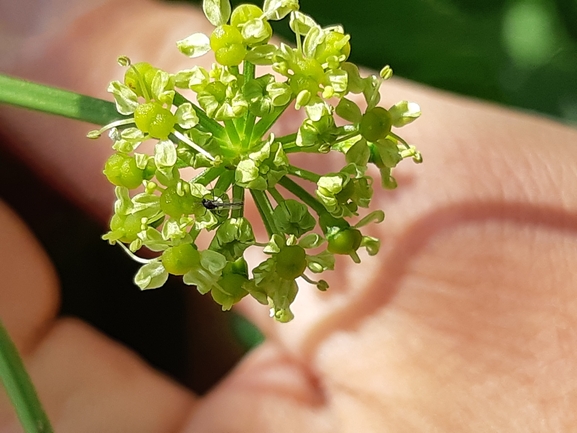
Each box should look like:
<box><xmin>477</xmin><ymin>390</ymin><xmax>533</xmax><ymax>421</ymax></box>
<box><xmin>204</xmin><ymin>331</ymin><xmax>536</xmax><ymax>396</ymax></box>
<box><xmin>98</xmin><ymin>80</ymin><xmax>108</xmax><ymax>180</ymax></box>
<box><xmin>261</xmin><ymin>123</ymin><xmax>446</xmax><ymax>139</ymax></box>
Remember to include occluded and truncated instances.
<box><xmin>89</xmin><ymin>0</ymin><xmax>422</xmax><ymax>322</ymax></box>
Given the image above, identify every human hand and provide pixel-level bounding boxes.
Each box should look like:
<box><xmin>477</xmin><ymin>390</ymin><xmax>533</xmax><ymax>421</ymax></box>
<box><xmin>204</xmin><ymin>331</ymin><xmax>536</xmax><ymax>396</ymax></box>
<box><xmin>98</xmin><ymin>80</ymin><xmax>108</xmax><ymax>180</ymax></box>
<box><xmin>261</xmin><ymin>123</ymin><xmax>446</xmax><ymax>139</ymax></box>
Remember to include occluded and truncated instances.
<box><xmin>1</xmin><ymin>0</ymin><xmax>577</xmax><ymax>431</ymax></box>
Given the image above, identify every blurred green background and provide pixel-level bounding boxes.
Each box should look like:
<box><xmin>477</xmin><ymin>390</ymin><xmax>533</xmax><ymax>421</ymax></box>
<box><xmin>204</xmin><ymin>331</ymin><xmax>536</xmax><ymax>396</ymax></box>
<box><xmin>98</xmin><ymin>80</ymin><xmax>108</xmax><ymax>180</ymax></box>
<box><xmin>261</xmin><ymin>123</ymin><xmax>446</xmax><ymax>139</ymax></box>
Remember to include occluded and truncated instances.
<box><xmin>2</xmin><ymin>0</ymin><xmax>576</xmax><ymax>397</ymax></box>
<box><xmin>237</xmin><ymin>0</ymin><xmax>576</xmax><ymax>122</ymax></box>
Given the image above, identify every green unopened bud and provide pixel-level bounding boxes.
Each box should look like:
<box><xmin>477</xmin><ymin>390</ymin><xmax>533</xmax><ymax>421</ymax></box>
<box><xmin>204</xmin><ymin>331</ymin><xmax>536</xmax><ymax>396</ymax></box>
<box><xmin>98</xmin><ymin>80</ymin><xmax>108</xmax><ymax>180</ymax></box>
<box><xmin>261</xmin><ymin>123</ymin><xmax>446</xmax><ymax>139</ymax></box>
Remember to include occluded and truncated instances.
<box><xmin>276</xmin><ymin>245</ymin><xmax>307</xmax><ymax>280</ymax></box>
<box><xmin>359</xmin><ymin>107</ymin><xmax>392</xmax><ymax>142</ymax></box>
<box><xmin>273</xmin><ymin>200</ymin><xmax>316</xmax><ymax>237</ymax></box>
<box><xmin>379</xmin><ymin>65</ymin><xmax>393</xmax><ymax>80</ymax></box>
<box><xmin>103</xmin><ymin>153</ymin><xmax>144</xmax><ymax>189</ymax></box>
<box><xmin>327</xmin><ymin>227</ymin><xmax>362</xmax><ymax>255</ymax></box>
<box><xmin>124</xmin><ymin>62</ymin><xmax>158</xmax><ymax>99</ymax></box>
<box><xmin>134</xmin><ymin>102</ymin><xmax>176</xmax><ymax>140</ymax></box>
<box><xmin>162</xmin><ymin>243</ymin><xmax>200</xmax><ymax>275</ymax></box>
<box><xmin>211</xmin><ymin>273</ymin><xmax>249</xmax><ymax>310</ymax></box>
<box><xmin>210</xmin><ymin>25</ymin><xmax>248</xmax><ymax>66</ymax></box>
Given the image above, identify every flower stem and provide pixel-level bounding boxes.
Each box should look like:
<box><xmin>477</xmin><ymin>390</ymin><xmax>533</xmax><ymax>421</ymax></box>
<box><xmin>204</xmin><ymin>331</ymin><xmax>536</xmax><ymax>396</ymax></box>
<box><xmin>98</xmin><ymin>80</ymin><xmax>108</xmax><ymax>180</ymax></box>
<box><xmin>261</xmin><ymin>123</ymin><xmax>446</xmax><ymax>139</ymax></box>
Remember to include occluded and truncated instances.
<box><xmin>0</xmin><ymin>318</ymin><xmax>54</xmax><ymax>433</ymax></box>
<box><xmin>250</xmin><ymin>190</ymin><xmax>278</xmax><ymax>238</ymax></box>
<box><xmin>267</xmin><ymin>186</ymin><xmax>285</xmax><ymax>205</ymax></box>
<box><xmin>276</xmin><ymin>132</ymin><xmax>297</xmax><ymax>145</ymax></box>
<box><xmin>288</xmin><ymin>165</ymin><xmax>321</xmax><ymax>183</ymax></box>
<box><xmin>213</xmin><ymin>169</ymin><xmax>235</xmax><ymax>196</ymax></box>
<box><xmin>0</xmin><ymin>74</ymin><xmax>120</xmax><ymax>126</ymax></box>
<box><xmin>232</xmin><ymin>184</ymin><xmax>245</xmax><ymax>218</ymax></box>
<box><xmin>251</xmin><ymin>101</ymin><xmax>292</xmax><ymax>142</ymax></box>
<box><xmin>173</xmin><ymin>92</ymin><xmax>227</xmax><ymax>140</ymax></box>
<box><xmin>278</xmin><ymin>176</ymin><xmax>326</xmax><ymax>216</ymax></box>
<box><xmin>191</xmin><ymin>166</ymin><xmax>226</xmax><ymax>185</ymax></box>
<box><xmin>224</xmin><ymin>119</ymin><xmax>241</xmax><ymax>145</ymax></box>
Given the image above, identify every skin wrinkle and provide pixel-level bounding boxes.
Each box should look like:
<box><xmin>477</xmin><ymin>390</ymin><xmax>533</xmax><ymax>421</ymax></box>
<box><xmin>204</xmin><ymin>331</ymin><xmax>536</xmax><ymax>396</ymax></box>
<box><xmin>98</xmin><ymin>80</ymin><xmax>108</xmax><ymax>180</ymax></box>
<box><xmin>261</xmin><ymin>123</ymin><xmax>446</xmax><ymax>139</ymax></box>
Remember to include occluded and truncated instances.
<box><xmin>310</xmin><ymin>204</ymin><xmax>577</xmax><ymax>430</ymax></box>
<box><xmin>295</xmin><ymin>199</ymin><xmax>577</xmax><ymax>362</ymax></box>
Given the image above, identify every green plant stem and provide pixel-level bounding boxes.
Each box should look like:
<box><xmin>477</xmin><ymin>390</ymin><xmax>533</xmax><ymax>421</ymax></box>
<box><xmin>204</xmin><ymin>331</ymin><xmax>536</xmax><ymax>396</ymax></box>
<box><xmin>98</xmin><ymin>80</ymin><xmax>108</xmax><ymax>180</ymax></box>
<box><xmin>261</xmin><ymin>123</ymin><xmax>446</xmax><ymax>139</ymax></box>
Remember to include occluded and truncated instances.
<box><xmin>287</xmin><ymin>165</ymin><xmax>321</xmax><ymax>182</ymax></box>
<box><xmin>173</xmin><ymin>92</ymin><xmax>227</xmax><ymax>140</ymax></box>
<box><xmin>214</xmin><ymin>169</ymin><xmax>235</xmax><ymax>196</ymax></box>
<box><xmin>232</xmin><ymin>184</ymin><xmax>245</xmax><ymax>218</ymax></box>
<box><xmin>243</xmin><ymin>61</ymin><xmax>256</xmax><ymax>82</ymax></box>
<box><xmin>241</xmin><ymin>61</ymin><xmax>257</xmax><ymax>145</ymax></box>
<box><xmin>278</xmin><ymin>176</ymin><xmax>326</xmax><ymax>216</ymax></box>
<box><xmin>191</xmin><ymin>166</ymin><xmax>226</xmax><ymax>185</ymax></box>
<box><xmin>0</xmin><ymin>318</ymin><xmax>54</xmax><ymax>433</ymax></box>
<box><xmin>267</xmin><ymin>186</ymin><xmax>285</xmax><ymax>205</ymax></box>
<box><xmin>251</xmin><ymin>102</ymin><xmax>292</xmax><ymax>142</ymax></box>
<box><xmin>276</xmin><ymin>132</ymin><xmax>297</xmax><ymax>145</ymax></box>
<box><xmin>250</xmin><ymin>190</ymin><xmax>278</xmax><ymax>237</ymax></box>
<box><xmin>0</xmin><ymin>74</ymin><xmax>119</xmax><ymax>126</ymax></box>
<box><xmin>224</xmin><ymin>119</ymin><xmax>240</xmax><ymax>145</ymax></box>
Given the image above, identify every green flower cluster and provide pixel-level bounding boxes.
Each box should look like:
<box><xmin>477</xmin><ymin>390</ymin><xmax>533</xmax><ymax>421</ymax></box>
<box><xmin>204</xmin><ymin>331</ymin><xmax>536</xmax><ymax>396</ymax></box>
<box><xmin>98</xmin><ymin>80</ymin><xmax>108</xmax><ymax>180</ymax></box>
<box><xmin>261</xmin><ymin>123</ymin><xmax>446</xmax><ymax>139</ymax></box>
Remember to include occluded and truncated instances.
<box><xmin>89</xmin><ymin>0</ymin><xmax>422</xmax><ymax>322</ymax></box>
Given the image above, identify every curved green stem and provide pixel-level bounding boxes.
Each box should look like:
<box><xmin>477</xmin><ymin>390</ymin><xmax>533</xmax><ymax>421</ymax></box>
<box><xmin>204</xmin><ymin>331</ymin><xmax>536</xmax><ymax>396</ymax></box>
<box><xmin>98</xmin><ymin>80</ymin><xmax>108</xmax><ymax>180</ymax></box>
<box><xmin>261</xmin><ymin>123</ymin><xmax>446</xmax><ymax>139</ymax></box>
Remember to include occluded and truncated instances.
<box><xmin>0</xmin><ymin>318</ymin><xmax>54</xmax><ymax>433</ymax></box>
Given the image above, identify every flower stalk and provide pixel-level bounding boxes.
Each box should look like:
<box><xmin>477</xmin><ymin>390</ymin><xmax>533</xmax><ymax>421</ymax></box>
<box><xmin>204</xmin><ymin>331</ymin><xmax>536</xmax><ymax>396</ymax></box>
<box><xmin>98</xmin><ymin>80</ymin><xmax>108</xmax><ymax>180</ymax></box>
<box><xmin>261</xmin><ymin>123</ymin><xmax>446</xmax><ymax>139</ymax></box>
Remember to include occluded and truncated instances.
<box><xmin>0</xmin><ymin>319</ymin><xmax>54</xmax><ymax>433</ymax></box>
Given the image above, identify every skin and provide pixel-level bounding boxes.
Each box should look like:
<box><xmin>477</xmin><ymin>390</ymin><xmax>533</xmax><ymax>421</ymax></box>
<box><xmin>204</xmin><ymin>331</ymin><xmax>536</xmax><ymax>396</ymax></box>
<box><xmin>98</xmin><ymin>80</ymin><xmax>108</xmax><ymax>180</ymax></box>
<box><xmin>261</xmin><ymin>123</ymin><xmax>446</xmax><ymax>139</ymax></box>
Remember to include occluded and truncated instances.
<box><xmin>1</xmin><ymin>0</ymin><xmax>577</xmax><ymax>431</ymax></box>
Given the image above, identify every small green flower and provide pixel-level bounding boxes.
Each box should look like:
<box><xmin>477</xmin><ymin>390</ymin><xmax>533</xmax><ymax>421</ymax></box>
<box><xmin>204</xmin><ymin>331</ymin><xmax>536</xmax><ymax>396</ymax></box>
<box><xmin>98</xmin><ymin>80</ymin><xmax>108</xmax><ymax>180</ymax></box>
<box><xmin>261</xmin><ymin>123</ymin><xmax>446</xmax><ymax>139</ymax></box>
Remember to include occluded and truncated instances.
<box><xmin>197</xmin><ymin>69</ymin><xmax>248</xmax><ymax>120</ymax></box>
<box><xmin>273</xmin><ymin>199</ymin><xmax>316</xmax><ymax>237</ymax></box>
<box><xmin>209</xmin><ymin>217</ymin><xmax>255</xmax><ymax>261</ymax></box>
<box><xmin>231</xmin><ymin>4</ymin><xmax>273</xmax><ymax>46</ymax></box>
<box><xmin>243</xmin><ymin>74</ymin><xmax>291</xmax><ymax>117</ymax></box>
<box><xmin>316</xmin><ymin>163</ymin><xmax>373</xmax><ymax>217</ymax></box>
<box><xmin>235</xmin><ymin>136</ymin><xmax>289</xmax><ymax>189</ymax></box>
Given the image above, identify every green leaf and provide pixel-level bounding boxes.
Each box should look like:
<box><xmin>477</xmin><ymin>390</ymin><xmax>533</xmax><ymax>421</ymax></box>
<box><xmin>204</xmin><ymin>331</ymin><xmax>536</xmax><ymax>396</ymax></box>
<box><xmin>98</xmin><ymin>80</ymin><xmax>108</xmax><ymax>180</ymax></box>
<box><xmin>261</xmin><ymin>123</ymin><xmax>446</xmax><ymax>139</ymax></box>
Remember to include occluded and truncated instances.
<box><xmin>154</xmin><ymin>140</ymin><xmax>177</xmax><ymax>167</ymax></box>
<box><xmin>389</xmin><ymin>100</ymin><xmax>421</xmax><ymax>127</ymax></box>
<box><xmin>176</xmin><ymin>33</ymin><xmax>211</xmax><ymax>58</ymax></box>
<box><xmin>306</xmin><ymin>250</ymin><xmax>335</xmax><ymax>273</ymax></box>
<box><xmin>355</xmin><ymin>210</ymin><xmax>385</xmax><ymax>228</ymax></box>
<box><xmin>361</xmin><ymin>235</ymin><xmax>380</xmax><ymax>256</ymax></box>
<box><xmin>203</xmin><ymin>0</ymin><xmax>232</xmax><ymax>26</ymax></box>
<box><xmin>298</xmin><ymin>233</ymin><xmax>324</xmax><ymax>249</ymax></box>
<box><xmin>134</xmin><ymin>260</ymin><xmax>169</xmax><ymax>290</ymax></box>
<box><xmin>107</xmin><ymin>81</ymin><xmax>138</xmax><ymax>115</ymax></box>
<box><xmin>263</xmin><ymin>0</ymin><xmax>299</xmax><ymax>21</ymax></box>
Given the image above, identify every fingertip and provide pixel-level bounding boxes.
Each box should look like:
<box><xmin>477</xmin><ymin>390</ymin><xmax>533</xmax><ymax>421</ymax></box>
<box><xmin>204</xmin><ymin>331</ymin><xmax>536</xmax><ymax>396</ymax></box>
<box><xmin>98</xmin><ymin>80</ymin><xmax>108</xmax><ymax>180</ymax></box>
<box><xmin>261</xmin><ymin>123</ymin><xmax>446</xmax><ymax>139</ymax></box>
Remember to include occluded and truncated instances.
<box><xmin>0</xmin><ymin>199</ymin><xmax>59</xmax><ymax>353</ymax></box>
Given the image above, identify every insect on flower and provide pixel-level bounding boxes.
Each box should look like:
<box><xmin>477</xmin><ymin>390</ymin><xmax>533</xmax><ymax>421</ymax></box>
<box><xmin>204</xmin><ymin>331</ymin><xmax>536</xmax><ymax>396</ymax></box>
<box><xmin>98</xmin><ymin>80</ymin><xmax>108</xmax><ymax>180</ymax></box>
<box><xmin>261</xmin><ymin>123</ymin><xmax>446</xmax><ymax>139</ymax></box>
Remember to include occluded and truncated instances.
<box><xmin>201</xmin><ymin>198</ymin><xmax>244</xmax><ymax>211</ymax></box>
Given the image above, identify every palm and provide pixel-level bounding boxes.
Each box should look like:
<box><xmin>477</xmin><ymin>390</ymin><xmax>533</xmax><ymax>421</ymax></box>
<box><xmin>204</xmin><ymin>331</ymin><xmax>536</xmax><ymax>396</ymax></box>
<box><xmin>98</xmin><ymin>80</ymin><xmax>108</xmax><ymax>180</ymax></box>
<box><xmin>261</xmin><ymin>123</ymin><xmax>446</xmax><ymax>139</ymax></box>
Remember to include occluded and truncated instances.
<box><xmin>1</xmin><ymin>1</ymin><xmax>577</xmax><ymax>431</ymax></box>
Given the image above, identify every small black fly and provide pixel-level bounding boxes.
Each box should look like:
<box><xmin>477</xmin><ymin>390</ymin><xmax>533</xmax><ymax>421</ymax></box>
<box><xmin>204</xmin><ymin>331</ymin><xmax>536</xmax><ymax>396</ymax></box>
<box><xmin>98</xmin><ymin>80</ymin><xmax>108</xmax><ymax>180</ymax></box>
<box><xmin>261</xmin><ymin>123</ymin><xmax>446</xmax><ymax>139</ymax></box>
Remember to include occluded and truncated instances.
<box><xmin>201</xmin><ymin>198</ymin><xmax>244</xmax><ymax>211</ymax></box>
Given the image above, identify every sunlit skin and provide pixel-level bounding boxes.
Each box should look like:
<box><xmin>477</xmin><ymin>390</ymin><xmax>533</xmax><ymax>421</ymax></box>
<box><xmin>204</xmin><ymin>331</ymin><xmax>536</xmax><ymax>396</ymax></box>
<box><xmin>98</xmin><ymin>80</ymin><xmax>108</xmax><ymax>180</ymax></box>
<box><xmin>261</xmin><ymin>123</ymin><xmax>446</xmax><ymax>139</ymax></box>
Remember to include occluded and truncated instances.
<box><xmin>1</xmin><ymin>0</ymin><xmax>577</xmax><ymax>431</ymax></box>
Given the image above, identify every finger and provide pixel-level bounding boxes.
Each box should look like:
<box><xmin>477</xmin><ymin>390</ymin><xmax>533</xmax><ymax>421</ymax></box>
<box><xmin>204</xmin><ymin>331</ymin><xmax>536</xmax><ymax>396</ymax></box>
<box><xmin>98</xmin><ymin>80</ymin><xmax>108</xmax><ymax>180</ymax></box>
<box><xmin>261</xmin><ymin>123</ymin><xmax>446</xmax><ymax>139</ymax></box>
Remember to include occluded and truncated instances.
<box><xmin>222</xmin><ymin>100</ymin><xmax>577</xmax><ymax>430</ymax></box>
<box><xmin>0</xmin><ymin>200</ymin><xmax>197</xmax><ymax>431</ymax></box>
<box><xmin>0</xmin><ymin>199</ymin><xmax>58</xmax><ymax>353</ymax></box>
